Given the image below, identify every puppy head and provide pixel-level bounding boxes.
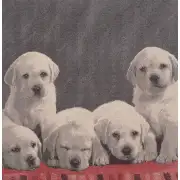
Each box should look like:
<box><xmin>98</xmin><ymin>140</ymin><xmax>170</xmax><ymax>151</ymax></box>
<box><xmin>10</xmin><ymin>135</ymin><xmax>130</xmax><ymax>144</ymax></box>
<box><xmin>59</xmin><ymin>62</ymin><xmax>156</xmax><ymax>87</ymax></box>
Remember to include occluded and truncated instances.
<box><xmin>3</xmin><ymin>126</ymin><xmax>42</xmax><ymax>170</ymax></box>
<box><xmin>94</xmin><ymin>114</ymin><xmax>149</xmax><ymax>161</ymax></box>
<box><xmin>127</xmin><ymin>47</ymin><xmax>178</xmax><ymax>95</ymax></box>
<box><xmin>56</xmin><ymin>124</ymin><xmax>93</xmax><ymax>171</ymax></box>
<box><xmin>4</xmin><ymin>52</ymin><xmax>59</xmax><ymax>98</ymax></box>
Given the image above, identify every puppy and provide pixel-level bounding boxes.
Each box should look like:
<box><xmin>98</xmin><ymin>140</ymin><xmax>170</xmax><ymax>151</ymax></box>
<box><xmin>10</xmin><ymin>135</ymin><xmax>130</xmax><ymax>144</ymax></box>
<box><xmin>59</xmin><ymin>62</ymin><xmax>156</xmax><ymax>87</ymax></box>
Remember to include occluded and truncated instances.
<box><xmin>126</xmin><ymin>47</ymin><xmax>178</xmax><ymax>163</ymax></box>
<box><xmin>42</xmin><ymin>107</ymin><xmax>109</xmax><ymax>171</ymax></box>
<box><xmin>94</xmin><ymin>100</ymin><xmax>157</xmax><ymax>163</ymax></box>
<box><xmin>4</xmin><ymin>52</ymin><xmax>59</xmax><ymax>132</ymax></box>
<box><xmin>3</xmin><ymin>112</ymin><xmax>42</xmax><ymax>170</ymax></box>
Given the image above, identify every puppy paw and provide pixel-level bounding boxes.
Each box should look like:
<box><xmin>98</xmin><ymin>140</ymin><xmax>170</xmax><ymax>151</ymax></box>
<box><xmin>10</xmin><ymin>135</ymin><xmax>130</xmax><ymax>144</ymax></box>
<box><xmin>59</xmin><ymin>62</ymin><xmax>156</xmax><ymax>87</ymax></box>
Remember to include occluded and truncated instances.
<box><xmin>133</xmin><ymin>152</ymin><xmax>145</xmax><ymax>164</ymax></box>
<box><xmin>156</xmin><ymin>153</ymin><xmax>178</xmax><ymax>163</ymax></box>
<box><xmin>47</xmin><ymin>159</ymin><xmax>59</xmax><ymax>167</ymax></box>
<box><xmin>144</xmin><ymin>152</ymin><xmax>157</xmax><ymax>162</ymax></box>
<box><xmin>94</xmin><ymin>154</ymin><xmax>109</xmax><ymax>166</ymax></box>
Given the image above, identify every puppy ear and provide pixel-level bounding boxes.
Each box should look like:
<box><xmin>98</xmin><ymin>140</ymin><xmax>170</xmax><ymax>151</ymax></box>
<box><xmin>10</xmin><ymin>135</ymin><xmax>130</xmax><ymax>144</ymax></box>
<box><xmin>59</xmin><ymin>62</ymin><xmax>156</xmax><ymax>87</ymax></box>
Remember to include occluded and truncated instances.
<box><xmin>94</xmin><ymin>118</ymin><xmax>110</xmax><ymax>145</ymax></box>
<box><xmin>169</xmin><ymin>54</ymin><xmax>178</xmax><ymax>81</ymax></box>
<box><xmin>37</xmin><ymin>141</ymin><xmax>42</xmax><ymax>160</ymax></box>
<box><xmin>49</xmin><ymin>60</ymin><xmax>60</xmax><ymax>82</ymax></box>
<box><xmin>4</xmin><ymin>61</ymin><xmax>18</xmax><ymax>86</ymax></box>
<box><xmin>127</xmin><ymin>49</ymin><xmax>147</xmax><ymax>86</ymax></box>
<box><xmin>140</xmin><ymin>122</ymin><xmax>150</xmax><ymax>145</ymax></box>
<box><xmin>126</xmin><ymin>60</ymin><xmax>137</xmax><ymax>86</ymax></box>
<box><xmin>43</xmin><ymin>129</ymin><xmax>59</xmax><ymax>160</ymax></box>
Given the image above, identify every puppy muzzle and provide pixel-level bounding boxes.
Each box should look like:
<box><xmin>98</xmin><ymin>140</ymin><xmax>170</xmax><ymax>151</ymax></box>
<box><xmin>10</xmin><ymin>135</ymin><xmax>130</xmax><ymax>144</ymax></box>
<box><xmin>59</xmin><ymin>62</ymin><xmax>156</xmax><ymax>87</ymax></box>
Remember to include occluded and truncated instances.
<box><xmin>26</xmin><ymin>155</ymin><xmax>36</xmax><ymax>167</ymax></box>
<box><xmin>70</xmin><ymin>156</ymin><xmax>81</xmax><ymax>169</ymax></box>
<box><xmin>149</xmin><ymin>74</ymin><xmax>160</xmax><ymax>85</ymax></box>
<box><xmin>32</xmin><ymin>84</ymin><xmax>44</xmax><ymax>97</ymax></box>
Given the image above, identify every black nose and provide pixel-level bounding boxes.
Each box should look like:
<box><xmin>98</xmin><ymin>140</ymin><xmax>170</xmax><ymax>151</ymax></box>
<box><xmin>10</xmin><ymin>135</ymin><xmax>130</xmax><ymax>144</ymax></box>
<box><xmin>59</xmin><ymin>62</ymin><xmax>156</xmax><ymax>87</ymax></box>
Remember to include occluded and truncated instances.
<box><xmin>122</xmin><ymin>146</ymin><xmax>132</xmax><ymax>156</ymax></box>
<box><xmin>149</xmin><ymin>74</ymin><xmax>159</xmax><ymax>84</ymax></box>
<box><xmin>70</xmin><ymin>157</ymin><xmax>81</xmax><ymax>168</ymax></box>
<box><xmin>32</xmin><ymin>85</ymin><xmax>41</xmax><ymax>95</ymax></box>
<box><xmin>26</xmin><ymin>155</ymin><xmax>35</xmax><ymax>166</ymax></box>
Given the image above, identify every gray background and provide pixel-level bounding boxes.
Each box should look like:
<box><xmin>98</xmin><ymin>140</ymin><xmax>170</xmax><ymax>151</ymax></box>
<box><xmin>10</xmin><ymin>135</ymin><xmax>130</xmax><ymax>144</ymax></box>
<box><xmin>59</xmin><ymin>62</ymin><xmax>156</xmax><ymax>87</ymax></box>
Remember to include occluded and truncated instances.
<box><xmin>3</xmin><ymin>0</ymin><xmax>178</xmax><ymax>111</ymax></box>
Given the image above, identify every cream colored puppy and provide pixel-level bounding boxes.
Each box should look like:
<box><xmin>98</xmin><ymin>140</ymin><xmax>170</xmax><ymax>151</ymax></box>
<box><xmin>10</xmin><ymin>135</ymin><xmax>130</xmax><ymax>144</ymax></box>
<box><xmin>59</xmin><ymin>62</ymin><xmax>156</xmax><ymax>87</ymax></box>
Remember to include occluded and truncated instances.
<box><xmin>4</xmin><ymin>52</ymin><xmax>59</xmax><ymax>131</ymax></box>
<box><xmin>3</xmin><ymin>112</ymin><xmax>42</xmax><ymax>170</ymax></box>
<box><xmin>42</xmin><ymin>107</ymin><xmax>109</xmax><ymax>171</ymax></box>
<box><xmin>126</xmin><ymin>47</ymin><xmax>178</xmax><ymax>163</ymax></box>
<box><xmin>94</xmin><ymin>100</ymin><xmax>157</xmax><ymax>163</ymax></box>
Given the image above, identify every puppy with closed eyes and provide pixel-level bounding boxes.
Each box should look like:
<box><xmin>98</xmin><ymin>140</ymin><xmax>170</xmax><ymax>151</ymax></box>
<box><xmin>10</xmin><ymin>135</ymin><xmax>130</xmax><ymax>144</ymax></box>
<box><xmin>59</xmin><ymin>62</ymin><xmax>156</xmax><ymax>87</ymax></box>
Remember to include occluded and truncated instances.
<box><xmin>4</xmin><ymin>52</ymin><xmax>59</xmax><ymax>134</ymax></box>
<box><xmin>42</xmin><ymin>107</ymin><xmax>109</xmax><ymax>171</ymax></box>
<box><xmin>94</xmin><ymin>100</ymin><xmax>157</xmax><ymax>163</ymax></box>
<box><xmin>3</xmin><ymin>112</ymin><xmax>42</xmax><ymax>170</ymax></box>
<box><xmin>126</xmin><ymin>47</ymin><xmax>178</xmax><ymax>163</ymax></box>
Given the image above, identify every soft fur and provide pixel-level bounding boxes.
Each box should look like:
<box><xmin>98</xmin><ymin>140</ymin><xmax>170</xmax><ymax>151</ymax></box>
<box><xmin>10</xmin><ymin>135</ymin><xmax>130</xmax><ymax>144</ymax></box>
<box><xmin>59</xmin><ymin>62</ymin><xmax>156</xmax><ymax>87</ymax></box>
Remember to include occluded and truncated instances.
<box><xmin>42</xmin><ymin>107</ymin><xmax>109</xmax><ymax>171</ymax></box>
<box><xmin>2</xmin><ymin>112</ymin><xmax>42</xmax><ymax>170</ymax></box>
<box><xmin>127</xmin><ymin>47</ymin><xmax>178</xmax><ymax>163</ymax></box>
<box><xmin>4</xmin><ymin>52</ymin><xmax>59</xmax><ymax>131</ymax></box>
<box><xmin>93</xmin><ymin>100</ymin><xmax>157</xmax><ymax>163</ymax></box>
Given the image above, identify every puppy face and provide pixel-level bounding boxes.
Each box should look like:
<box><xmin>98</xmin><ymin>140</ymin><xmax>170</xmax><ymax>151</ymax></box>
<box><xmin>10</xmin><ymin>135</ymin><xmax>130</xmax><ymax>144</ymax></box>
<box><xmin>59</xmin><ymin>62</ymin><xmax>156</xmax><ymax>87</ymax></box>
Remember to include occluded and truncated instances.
<box><xmin>106</xmin><ymin>122</ymin><xmax>142</xmax><ymax>161</ymax></box>
<box><xmin>56</xmin><ymin>125</ymin><xmax>92</xmax><ymax>171</ymax></box>
<box><xmin>127</xmin><ymin>47</ymin><xmax>178</xmax><ymax>95</ymax></box>
<box><xmin>94</xmin><ymin>117</ymin><xmax>145</xmax><ymax>161</ymax></box>
<box><xmin>4</xmin><ymin>52</ymin><xmax>59</xmax><ymax>99</ymax></box>
<box><xmin>3</xmin><ymin>131</ymin><xmax>41</xmax><ymax>170</ymax></box>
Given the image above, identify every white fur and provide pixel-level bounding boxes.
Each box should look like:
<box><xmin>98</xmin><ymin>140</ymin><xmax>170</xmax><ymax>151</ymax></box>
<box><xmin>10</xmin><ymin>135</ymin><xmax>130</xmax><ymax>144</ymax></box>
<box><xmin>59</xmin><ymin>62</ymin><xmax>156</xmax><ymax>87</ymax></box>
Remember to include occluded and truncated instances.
<box><xmin>127</xmin><ymin>47</ymin><xmax>178</xmax><ymax>163</ymax></box>
<box><xmin>94</xmin><ymin>100</ymin><xmax>157</xmax><ymax>163</ymax></box>
<box><xmin>42</xmin><ymin>107</ymin><xmax>109</xmax><ymax>170</ymax></box>
<box><xmin>2</xmin><ymin>112</ymin><xmax>42</xmax><ymax>170</ymax></box>
<box><xmin>4</xmin><ymin>52</ymin><xmax>59</xmax><ymax>130</ymax></box>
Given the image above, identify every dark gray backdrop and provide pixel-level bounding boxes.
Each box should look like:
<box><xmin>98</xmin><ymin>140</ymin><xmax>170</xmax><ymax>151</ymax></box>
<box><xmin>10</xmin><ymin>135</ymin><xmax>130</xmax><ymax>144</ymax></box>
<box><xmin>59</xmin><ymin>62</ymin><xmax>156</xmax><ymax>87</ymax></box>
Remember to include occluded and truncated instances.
<box><xmin>3</xmin><ymin>0</ymin><xmax>178</xmax><ymax>111</ymax></box>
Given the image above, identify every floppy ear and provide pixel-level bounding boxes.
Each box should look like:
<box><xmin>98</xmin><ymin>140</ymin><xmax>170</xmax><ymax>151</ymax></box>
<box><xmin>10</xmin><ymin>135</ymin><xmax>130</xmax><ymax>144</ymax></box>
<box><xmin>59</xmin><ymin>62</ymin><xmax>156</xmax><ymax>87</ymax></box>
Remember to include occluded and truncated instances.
<box><xmin>169</xmin><ymin>54</ymin><xmax>178</xmax><ymax>81</ymax></box>
<box><xmin>126</xmin><ymin>60</ymin><xmax>137</xmax><ymax>86</ymax></box>
<box><xmin>140</xmin><ymin>122</ymin><xmax>150</xmax><ymax>145</ymax></box>
<box><xmin>43</xmin><ymin>129</ymin><xmax>59</xmax><ymax>161</ymax></box>
<box><xmin>94</xmin><ymin>118</ymin><xmax>110</xmax><ymax>145</ymax></box>
<box><xmin>127</xmin><ymin>49</ymin><xmax>147</xmax><ymax>86</ymax></box>
<box><xmin>49</xmin><ymin>60</ymin><xmax>60</xmax><ymax>82</ymax></box>
<box><xmin>37</xmin><ymin>141</ymin><xmax>42</xmax><ymax>160</ymax></box>
<box><xmin>4</xmin><ymin>60</ymin><xmax>18</xmax><ymax>86</ymax></box>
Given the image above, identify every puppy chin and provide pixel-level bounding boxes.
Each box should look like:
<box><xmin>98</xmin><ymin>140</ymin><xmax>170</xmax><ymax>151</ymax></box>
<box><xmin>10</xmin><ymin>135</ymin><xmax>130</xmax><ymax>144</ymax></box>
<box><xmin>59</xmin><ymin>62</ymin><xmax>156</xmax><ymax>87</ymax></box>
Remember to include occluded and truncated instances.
<box><xmin>148</xmin><ymin>84</ymin><xmax>167</xmax><ymax>95</ymax></box>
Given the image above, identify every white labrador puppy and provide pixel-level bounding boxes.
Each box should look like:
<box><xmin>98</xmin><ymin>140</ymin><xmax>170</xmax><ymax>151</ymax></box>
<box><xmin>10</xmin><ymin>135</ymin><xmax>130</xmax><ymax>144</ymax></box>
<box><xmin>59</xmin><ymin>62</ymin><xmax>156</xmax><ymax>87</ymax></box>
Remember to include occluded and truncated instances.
<box><xmin>3</xmin><ymin>112</ymin><xmax>42</xmax><ymax>170</ymax></box>
<box><xmin>42</xmin><ymin>107</ymin><xmax>109</xmax><ymax>171</ymax></box>
<box><xmin>126</xmin><ymin>47</ymin><xmax>178</xmax><ymax>163</ymax></box>
<box><xmin>93</xmin><ymin>100</ymin><xmax>157</xmax><ymax>163</ymax></box>
<box><xmin>4</xmin><ymin>52</ymin><xmax>59</xmax><ymax>131</ymax></box>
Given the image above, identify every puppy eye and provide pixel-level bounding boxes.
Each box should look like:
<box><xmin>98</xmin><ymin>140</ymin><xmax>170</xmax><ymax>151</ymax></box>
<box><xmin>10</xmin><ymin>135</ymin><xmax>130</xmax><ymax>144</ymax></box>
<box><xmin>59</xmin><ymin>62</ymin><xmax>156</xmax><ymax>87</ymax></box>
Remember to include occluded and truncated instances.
<box><xmin>61</xmin><ymin>146</ymin><xmax>70</xmax><ymax>151</ymax></box>
<box><xmin>112</xmin><ymin>132</ymin><xmax>120</xmax><ymax>140</ymax></box>
<box><xmin>139</xmin><ymin>66</ymin><xmax>147</xmax><ymax>72</ymax></box>
<box><xmin>40</xmin><ymin>71</ymin><xmax>48</xmax><ymax>78</ymax></box>
<box><xmin>22</xmin><ymin>73</ymin><xmax>29</xmax><ymax>79</ymax></box>
<box><xmin>11</xmin><ymin>146</ymin><xmax>21</xmax><ymax>153</ymax></box>
<box><xmin>31</xmin><ymin>142</ymin><xmax>36</xmax><ymax>148</ymax></box>
<box><xmin>131</xmin><ymin>131</ymin><xmax>139</xmax><ymax>137</ymax></box>
<box><xmin>159</xmin><ymin>63</ymin><xmax>167</xmax><ymax>69</ymax></box>
<box><xmin>81</xmin><ymin>148</ymin><xmax>91</xmax><ymax>152</ymax></box>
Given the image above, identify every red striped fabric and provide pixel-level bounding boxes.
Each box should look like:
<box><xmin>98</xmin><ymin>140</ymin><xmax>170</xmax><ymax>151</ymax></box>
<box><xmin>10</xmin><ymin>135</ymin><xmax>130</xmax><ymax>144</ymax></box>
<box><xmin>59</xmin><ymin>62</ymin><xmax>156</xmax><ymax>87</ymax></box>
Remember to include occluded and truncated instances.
<box><xmin>2</xmin><ymin>162</ymin><xmax>178</xmax><ymax>180</ymax></box>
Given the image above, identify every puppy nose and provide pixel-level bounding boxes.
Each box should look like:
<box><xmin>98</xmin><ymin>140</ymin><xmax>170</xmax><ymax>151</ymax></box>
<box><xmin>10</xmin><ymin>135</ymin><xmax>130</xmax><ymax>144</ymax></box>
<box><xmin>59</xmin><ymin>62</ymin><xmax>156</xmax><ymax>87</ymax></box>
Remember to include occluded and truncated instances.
<box><xmin>26</xmin><ymin>155</ymin><xmax>35</xmax><ymax>166</ymax></box>
<box><xmin>149</xmin><ymin>74</ymin><xmax>159</xmax><ymax>84</ymax></box>
<box><xmin>70</xmin><ymin>157</ymin><xmax>81</xmax><ymax>168</ymax></box>
<box><xmin>122</xmin><ymin>146</ymin><xmax>132</xmax><ymax>155</ymax></box>
<box><xmin>32</xmin><ymin>85</ymin><xmax>41</xmax><ymax>94</ymax></box>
